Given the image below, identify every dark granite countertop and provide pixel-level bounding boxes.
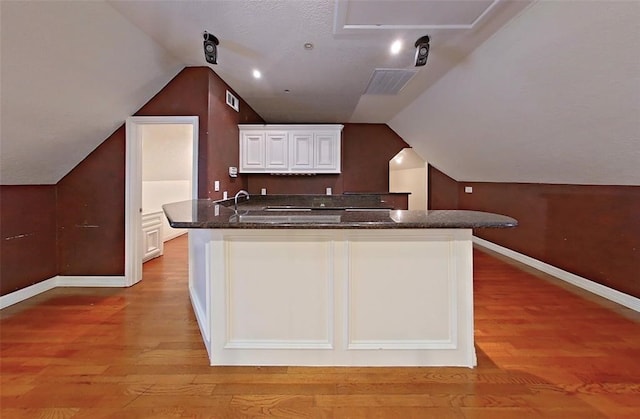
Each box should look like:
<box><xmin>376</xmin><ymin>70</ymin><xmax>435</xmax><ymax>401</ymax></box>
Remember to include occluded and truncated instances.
<box><xmin>162</xmin><ymin>195</ymin><xmax>517</xmax><ymax>230</ymax></box>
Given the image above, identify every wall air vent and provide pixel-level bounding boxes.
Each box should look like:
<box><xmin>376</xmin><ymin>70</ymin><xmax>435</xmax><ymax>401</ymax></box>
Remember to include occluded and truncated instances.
<box><xmin>363</xmin><ymin>68</ymin><xmax>418</xmax><ymax>95</ymax></box>
<box><xmin>226</xmin><ymin>90</ymin><xmax>239</xmax><ymax>112</ymax></box>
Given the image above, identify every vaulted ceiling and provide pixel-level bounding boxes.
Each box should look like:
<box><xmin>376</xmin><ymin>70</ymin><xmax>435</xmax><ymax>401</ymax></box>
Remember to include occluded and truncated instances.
<box><xmin>1</xmin><ymin>1</ymin><xmax>638</xmax><ymax>186</ymax></box>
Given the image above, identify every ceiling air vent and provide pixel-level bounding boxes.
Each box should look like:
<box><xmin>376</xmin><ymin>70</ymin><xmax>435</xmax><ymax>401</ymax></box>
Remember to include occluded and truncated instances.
<box><xmin>363</xmin><ymin>68</ymin><xmax>418</xmax><ymax>95</ymax></box>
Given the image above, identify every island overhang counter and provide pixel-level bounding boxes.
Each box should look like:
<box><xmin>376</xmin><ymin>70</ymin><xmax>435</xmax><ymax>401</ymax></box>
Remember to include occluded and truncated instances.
<box><xmin>162</xmin><ymin>197</ymin><xmax>517</xmax><ymax>367</ymax></box>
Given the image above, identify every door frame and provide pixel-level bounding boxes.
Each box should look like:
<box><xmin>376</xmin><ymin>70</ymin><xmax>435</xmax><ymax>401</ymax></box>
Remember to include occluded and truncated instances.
<box><xmin>125</xmin><ymin>116</ymin><xmax>199</xmax><ymax>287</ymax></box>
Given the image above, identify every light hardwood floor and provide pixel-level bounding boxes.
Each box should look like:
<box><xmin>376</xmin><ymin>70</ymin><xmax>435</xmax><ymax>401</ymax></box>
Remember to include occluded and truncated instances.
<box><xmin>1</xmin><ymin>234</ymin><xmax>639</xmax><ymax>418</ymax></box>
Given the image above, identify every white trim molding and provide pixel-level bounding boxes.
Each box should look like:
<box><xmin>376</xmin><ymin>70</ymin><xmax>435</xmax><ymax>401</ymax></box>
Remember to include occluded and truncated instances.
<box><xmin>0</xmin><ymin>277</ymin><xmax>58</xmax><ymax>310</ymax></box>
<box><xmin>473</xmin><ymin>236</ymin><xmax>640</xmax><ymax>313</ymax></box>
<box><xmin>56</xmin><ymin>276</ymin><xmax>127</xmax><ymax>288</ymax></box>
<box><xmin>1</xmin><ymin>276</ymin><xmax>127</xmax><ymax>310</ymax></box>
<box><xmin>125</xmin><ymin>116</ymin><xmax>199</xmax><ymax>288</ymax></box>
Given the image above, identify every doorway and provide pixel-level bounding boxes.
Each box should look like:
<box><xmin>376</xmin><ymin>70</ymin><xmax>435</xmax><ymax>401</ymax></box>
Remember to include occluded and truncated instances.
<box><xmin>125</xmin><ymin>116</ymin><xmax>199</xmax><ymax>287</ymax></box>
<box><xmin>389</xmin><ymin>148</ymin><xmax>428</xmax><ymax>210</ymax></box>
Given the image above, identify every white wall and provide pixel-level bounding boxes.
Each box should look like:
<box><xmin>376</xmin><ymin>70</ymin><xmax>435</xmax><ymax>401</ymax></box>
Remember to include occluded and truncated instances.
<box><xmin>389</xmin><ymin>1</ymin><xmax>640</xmax><ymax>185</ymax></box>
<box><xmin>0</xmin><ymin>1</ymin><xmax>183</xmax><ymax>184</ymax></box>
<box><xmin>142</xmin><ymin>124</ymin><xmax>193</xmax><ymax>241</ymax></box>
<box><xmin>390</xmin><ymin>148</ymin><xmax>427</xmax><ymax>210</ymax></box>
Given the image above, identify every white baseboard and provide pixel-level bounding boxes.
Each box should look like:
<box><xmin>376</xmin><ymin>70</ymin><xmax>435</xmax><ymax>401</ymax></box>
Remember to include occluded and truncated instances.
<box><xmin>56</xmin><ymin>275</ymin><xmax>127</xmax><ymax>287</ymax></box>
<box><xmin>1</xmin><ymin>275</ymin><xmax>127</xmax><ymax>310</ymax></box>
<box><xmin>165</xmin><ymin>229</ymin><xmax>187</xmax><ymax>242</ymax></box>
<box><xmin>0</xmin><ymin>276</ymin><xmax>58</xmax><ymax>310</ymax></box>
<box><xmin>189</xmin><ymin>286</ymin><xmax>211</xmax><ymax>353</ymax></box>
<box><xmin>473</xmin><ymin>236</ymin><xmax>640</xmax><ymax>313</ymax></box>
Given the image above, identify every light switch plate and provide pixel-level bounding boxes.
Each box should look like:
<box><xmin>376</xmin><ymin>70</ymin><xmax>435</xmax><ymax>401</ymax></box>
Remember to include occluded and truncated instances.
<box><xmin>214</xmin><ymin>180</ymin><xmax>220</xmax><ymax>191</ymax></box>
<box><xmin>465</xmin><ymin>186</ymin><xmax>473</xmax><ymax>194</ymax></box>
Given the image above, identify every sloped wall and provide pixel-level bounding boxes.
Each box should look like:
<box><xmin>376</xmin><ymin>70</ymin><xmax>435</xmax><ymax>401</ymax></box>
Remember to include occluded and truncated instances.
<box><xmin>390</xmin><ymin>1</ymin><xmax>640</xmax><ymax>186</ymax></box>
<box><xmin>1</xmin><ymin>67</ymin><xmax>264</xmax><ymax>293</ymax></box>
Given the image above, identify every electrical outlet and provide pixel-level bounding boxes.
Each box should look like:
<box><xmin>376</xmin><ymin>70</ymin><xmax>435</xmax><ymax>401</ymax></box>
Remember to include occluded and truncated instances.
<box><xmin>326</xmin><ymin>187</ymin><xmax>332</xmax><ymax>195</ymax></box>
<box><xmin>223</xmin><ymin>191</ymin><xmax>228</xmax><ymax>199</ymax></box>
<box><xmin>261</xmin><ymin>188</ymin><xmax>267</xmax><ymax>195</ymax></box>
<box><xmin>214</xmin><ymin>180</ymin><xmax>220</xmax><ymax>191</ymax></box>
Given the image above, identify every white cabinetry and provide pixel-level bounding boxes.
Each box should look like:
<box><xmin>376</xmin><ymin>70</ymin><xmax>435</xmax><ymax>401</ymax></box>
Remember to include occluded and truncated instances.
<box><xmin>239</xmin><ymin>125</ymin><xmax>343</xmax><ymax>174</ymax></box>
<box><xmin>265</xmin><ymin>131</ymin><xmax>288</xmax><ymax>170</ymax></box>
<box><xmin>189</xmin><ymin>228</ymin><xmax>475</xmax><ymax>367</ymax></box>
<box><xmin>142</xmin><ymin>211</ymin><xmax>164</xmax><ymax>263</ymax></box>
<box><xmin>289</xmin><ymin>132</ymin><xmax>314</xmax><ymax>170</ymax></box>
<box><xmin>240</xmin><ymin>131</ymin><xmax>265</xmax><ymax>171</ymax></box>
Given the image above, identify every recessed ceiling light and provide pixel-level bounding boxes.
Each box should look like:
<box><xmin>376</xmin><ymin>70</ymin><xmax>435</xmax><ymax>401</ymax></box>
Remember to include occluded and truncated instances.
<box><xmin>304</xmin><ymin>42</ymin><xmax>314</xmax><ymax>50</ymax></box>
<box><xmin>284</xmin><ymin>89</ymin><xmax>290</xmax><ymax>94</ymax></box>
<box><xmin>252</xmin><ymin>69</ymin><xmax>261</xmax><ymax>79</ymax></box>
<box><xmin>390</xmin><ymin>39</ymin><xmax>402</xmax><ymax>55</ymax></box>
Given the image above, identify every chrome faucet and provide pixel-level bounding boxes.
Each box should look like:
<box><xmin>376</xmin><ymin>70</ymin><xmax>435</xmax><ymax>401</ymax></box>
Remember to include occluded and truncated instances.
<box><xmin>234</xmin><ymin>190</ymin><xmax>250</xmax><ymax>212</ymax></box>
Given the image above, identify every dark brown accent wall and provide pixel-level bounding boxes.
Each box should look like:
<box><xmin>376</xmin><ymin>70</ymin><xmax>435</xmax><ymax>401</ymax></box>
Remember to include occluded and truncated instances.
<box><xmin>2</xmin><ymin>67</ymin><xmax>265</xmax><ymax>293</ymax></box>
<box><xmin>429</xmin><ymin>165</ymin><xmax>639</xmax><ymax>298</ymax></box>
<box><xmin>0</xmin><ymin>185</ymin><xmax>58</xmax><ymax>294</ymax></box>
<box><xmin>459</xmin><ymin>182</ymin><xmax>640</xmax><ymax>299</ymax></box>
<box><xmin>56</xmin><ymin>128</ymin><xmax>126</xmax><ymax>275</ymax></box>
<box><xmin>205</xmin><ymin>71</ymin><xmax>264</xmax><ymax>199</ymax></box>
<box><xmin>135</xmin><ymin>67</ymin><xmax>211</xmax><ymax>198</ymax></box>
<box><xmin>247</xmin><ymin>124</ymin><xmax>409</xmax><ymax>195</ymax></box>
<box><xmin>428</xmin><ymin>165</ymin><xmax>459</xmax><ymax>209</ymax></box>
<box><xmin>57</xmin><ymin>67</ymin><xmax>263</xmax><ymax>277</ymax></box>
<box><xmin>135</xmin><ymin>67</ymin><xmax>264</xmax><ymax>199</ymax></box>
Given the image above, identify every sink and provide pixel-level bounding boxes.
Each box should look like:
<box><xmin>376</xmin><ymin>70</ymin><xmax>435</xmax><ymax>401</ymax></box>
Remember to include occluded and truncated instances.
<box><xmin>264</xmin><ymin>206</ymin><xmax>312</xmax><ymax>212</ymax></box>
<box><xmin>232</xmin><ymin>214</ymin><xmax>341</xmax><ymax>224</ymax></box>
<box><xmin>264</xmin><ymin>206</ymin><xmax>392</xmax><ymax>211</ymax></box>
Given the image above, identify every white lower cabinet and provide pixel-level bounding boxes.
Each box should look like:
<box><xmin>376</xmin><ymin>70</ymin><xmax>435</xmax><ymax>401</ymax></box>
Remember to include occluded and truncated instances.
<box><xmin>239</xmin><ymin>124</ymin><xmax>343</xmax><ymax>174</ymax></box>
<box><xmin>142</xmin><ymin>211</ymin><xmax>164</xmax><ymax>262</ymax></box>
<box><xmin>188</xmin><ymin>228</ymin><xmax>476</xmax><ymax>367</ymax></box>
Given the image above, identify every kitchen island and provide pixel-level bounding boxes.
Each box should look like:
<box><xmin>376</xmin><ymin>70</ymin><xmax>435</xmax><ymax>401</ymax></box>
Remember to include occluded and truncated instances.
<box><xmin>163</xmin><ymin>195</ymin><xmax>516</xmax><ymax>367</ymax></box>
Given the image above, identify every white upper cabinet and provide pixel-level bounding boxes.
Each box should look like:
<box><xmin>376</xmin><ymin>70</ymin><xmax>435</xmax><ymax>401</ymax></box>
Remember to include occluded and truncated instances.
<box><xmin>289</xmin><ymin>132</ymin><xmax>314</xmax><ymax>170</ymax></box>
<box><xmin>240</xmin><ymin>131</ymin><xmax>265</xmax><ymax>170</ymax></box>
<box><xmin>239</xmin><ymin>125</ymin><xmax>343</xmax><ymax>174</ymax></box>
<box><xmin>314</xmin><ymin>132</ymin><xmax>339</xmax><ymax>171</ymax></box>
<box><xmin>265</xmin><ymin>131</ymin><xmax>288</xmax><ymax>170</ymax></box>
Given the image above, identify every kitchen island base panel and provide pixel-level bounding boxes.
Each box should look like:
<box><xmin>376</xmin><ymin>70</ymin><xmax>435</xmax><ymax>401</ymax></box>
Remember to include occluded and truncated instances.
<box><xmin>189</xmin><ymin>228</ymin><xmax>475</xmax><ymax>367</ymax></box>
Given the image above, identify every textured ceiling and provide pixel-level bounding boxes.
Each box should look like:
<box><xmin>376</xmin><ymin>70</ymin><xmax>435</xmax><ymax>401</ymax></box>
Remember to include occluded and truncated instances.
<box><xmin>1</xmin><ymin>0</ymin><xmax>637</xmax><ymax>186</ymax></box>
<box><xmin>107</xmin><ymin>0</ymin><xmax>530</xmax><ymax>123</ymax></box>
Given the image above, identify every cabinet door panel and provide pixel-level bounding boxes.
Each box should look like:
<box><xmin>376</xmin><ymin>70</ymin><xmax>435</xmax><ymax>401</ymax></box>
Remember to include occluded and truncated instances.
<box><xmin>241</xmin><ymin>132</ymin><xmax>265</xmax><ymax>170</ymax></box>
<box><xmin>290</xmin><ymin>132</ymin><xmax>314</xmax><ymax>170</ymax></box>
<box><xmin>315</xmin><ymin>132</ymin><xmax>339</xmax><ymax>171</ymax></box>
<box><xmin>265</xmin><ymin>132</ymin><xmax>288</xmax><ymax>169</ymax></box>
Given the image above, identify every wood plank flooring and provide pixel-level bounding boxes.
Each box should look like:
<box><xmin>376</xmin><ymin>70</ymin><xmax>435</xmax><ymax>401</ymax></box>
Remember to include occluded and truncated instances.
<box><xmin>1</xmin><ymin>234</ymin><xmax>639</xmax><ymax>418</ymax></box>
